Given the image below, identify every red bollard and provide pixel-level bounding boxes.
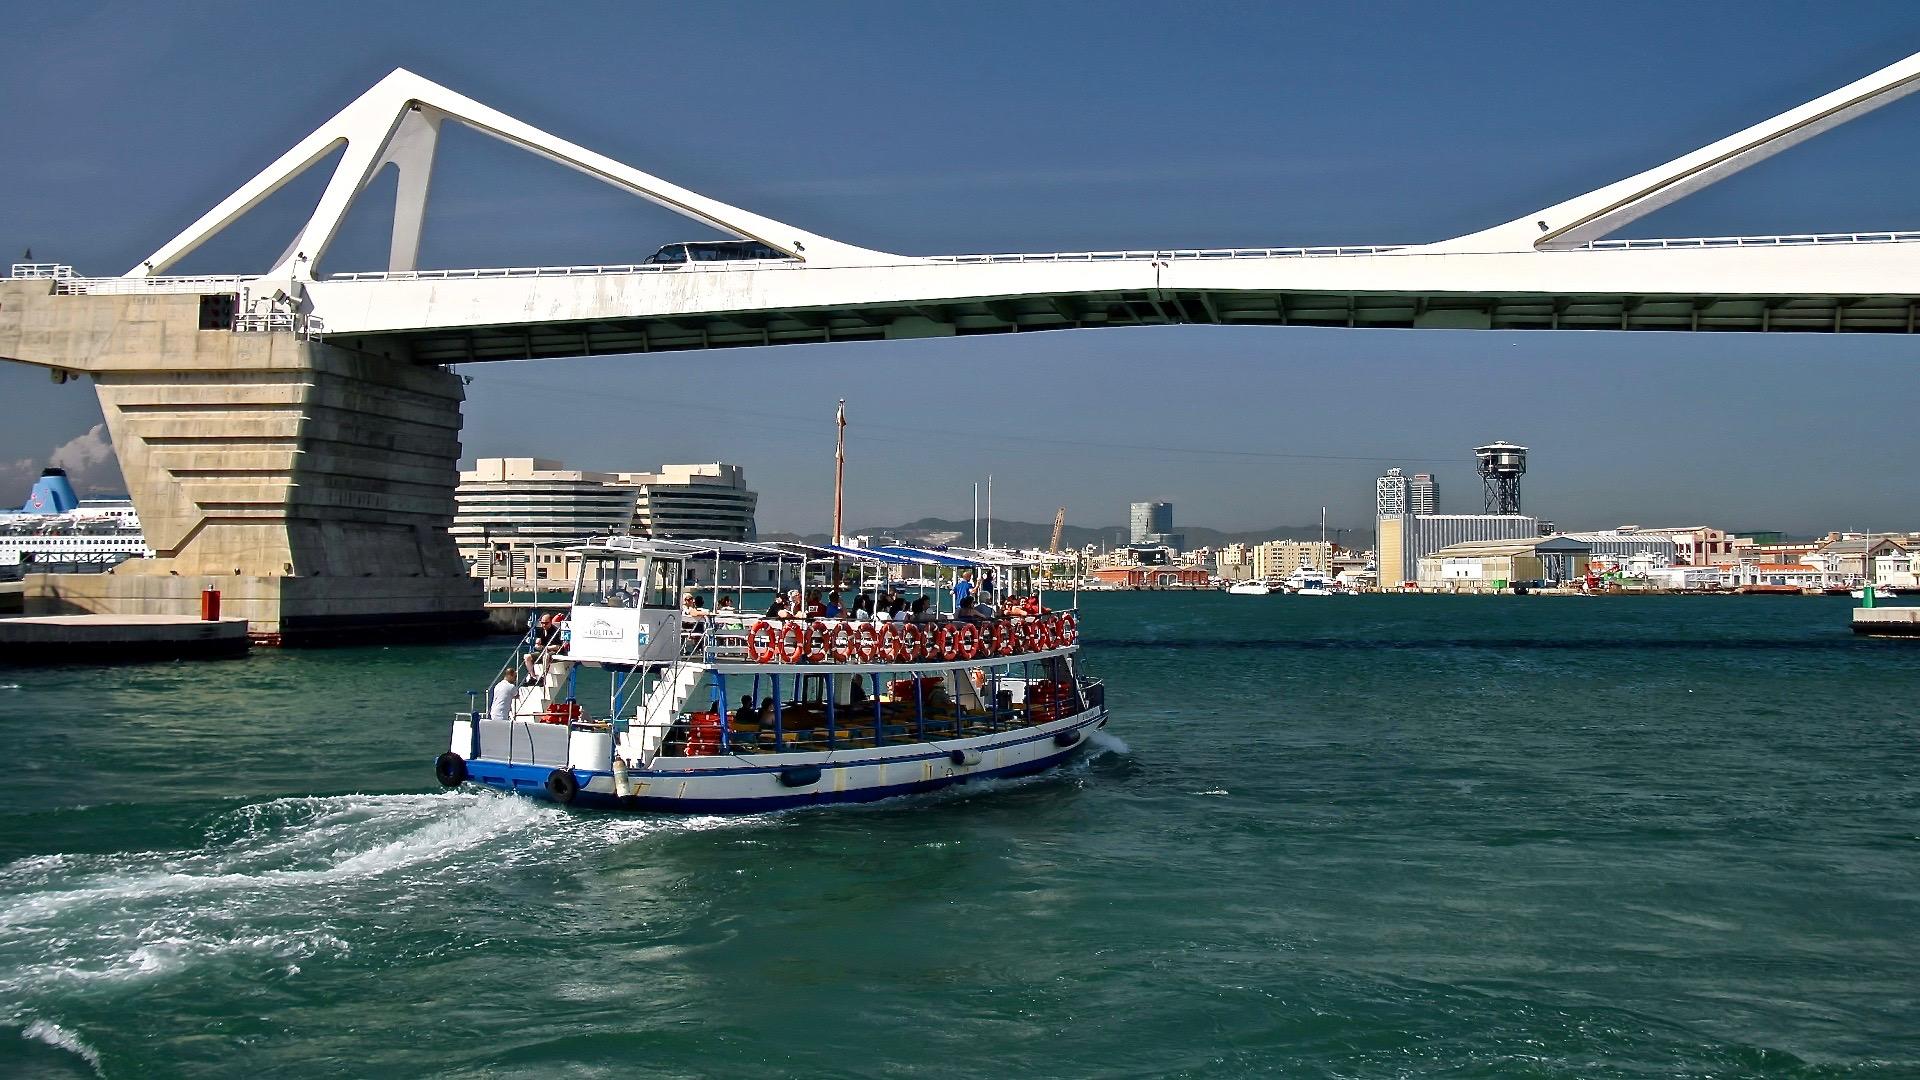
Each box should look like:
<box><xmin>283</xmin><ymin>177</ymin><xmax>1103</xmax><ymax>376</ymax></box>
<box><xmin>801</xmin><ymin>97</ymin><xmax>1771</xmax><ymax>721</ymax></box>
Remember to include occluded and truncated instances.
<box><xmin>201</xmin><ymin>588</ymin><xmax>221</xmax><ymax>621</ymax></box>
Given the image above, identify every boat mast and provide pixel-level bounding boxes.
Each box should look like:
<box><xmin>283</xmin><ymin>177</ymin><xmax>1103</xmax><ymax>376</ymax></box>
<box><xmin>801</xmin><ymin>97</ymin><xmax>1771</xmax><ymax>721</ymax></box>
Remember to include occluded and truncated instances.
<box><xmin>833</xmin><ymin>399</ymin><xmax>846</xmax><ymax>590</ymax></box>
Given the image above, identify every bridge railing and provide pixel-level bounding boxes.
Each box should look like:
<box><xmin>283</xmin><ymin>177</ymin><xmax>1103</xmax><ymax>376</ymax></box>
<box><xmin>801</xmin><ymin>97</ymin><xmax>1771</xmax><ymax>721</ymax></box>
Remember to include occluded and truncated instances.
<box><xmin>9</xmin><ymin>263</ymin><xmax>77</xmax><ymax>279</ymax></box>
<box><xmin>928</xmin><ymin>245</ymin><xmax>1409</xmax><ymax>263</ymax></box>
<box><xmin>49</xmin><ymin>275</ymin><xmax>251</xmax><ymax>296</ymax></box>
<box><xmin>232</xmin><ymin>311</ymin><xmax>326</xmax><ymax>339</ymax></box>
<box><xmin>1579</xmin><ymin>230</ymin><xmax>1920</xmax><ymax>250</ymax></box>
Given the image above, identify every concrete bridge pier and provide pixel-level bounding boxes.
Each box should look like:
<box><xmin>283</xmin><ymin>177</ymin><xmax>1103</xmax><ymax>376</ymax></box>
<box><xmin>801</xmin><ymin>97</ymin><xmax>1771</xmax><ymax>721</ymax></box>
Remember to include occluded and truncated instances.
<box><xmin>0</xmin><ymin>280</ymin><xmax>483</xmax><ymax>643</ymax></box>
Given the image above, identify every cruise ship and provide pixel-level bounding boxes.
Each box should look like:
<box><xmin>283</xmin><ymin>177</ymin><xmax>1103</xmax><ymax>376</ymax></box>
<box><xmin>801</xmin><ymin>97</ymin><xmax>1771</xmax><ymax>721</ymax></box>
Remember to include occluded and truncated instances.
<box><xmin>0</xmin><ymin>469</ymin><xmax>150</xmax><ymax>579</ymax></box>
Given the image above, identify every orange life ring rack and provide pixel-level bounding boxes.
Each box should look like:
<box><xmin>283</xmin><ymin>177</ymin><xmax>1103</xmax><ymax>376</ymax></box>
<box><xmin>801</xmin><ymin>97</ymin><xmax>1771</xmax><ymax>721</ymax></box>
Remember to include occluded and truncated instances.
<box><xmin>776</xmin><ymin>620</ymin><xmax>808</xmax><ymax>664</ymax></box>
<box><xmin>955</xmin><ymin>621</ymin><xmax>980</xmax><ymax>660</ymax></box>
<box><xmin>747</xmin><ymin>620</ymin><xmax>778</xmax><ymax>663</ymax></box>
<box><xmin>853</xmin><ymin>621</ymin><xmax>880</xmax><ymax>663</ymax></box>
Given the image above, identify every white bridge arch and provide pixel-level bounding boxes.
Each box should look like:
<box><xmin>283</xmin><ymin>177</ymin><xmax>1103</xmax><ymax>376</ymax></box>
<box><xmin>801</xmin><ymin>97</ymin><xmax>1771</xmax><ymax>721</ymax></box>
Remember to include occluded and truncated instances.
<box><xmin>26</xmin><ymin>49</ymin><xmax>1920</xmax><ymax>359</ymax></box>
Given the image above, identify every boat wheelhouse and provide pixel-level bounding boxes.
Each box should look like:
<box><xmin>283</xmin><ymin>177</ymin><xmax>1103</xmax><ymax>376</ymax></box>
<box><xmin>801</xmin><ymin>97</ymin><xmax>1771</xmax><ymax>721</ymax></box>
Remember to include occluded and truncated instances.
<box><xmin>437</xmin><ymin>537</ymin><xmax>1108</xmax><ymax>812</ymax></box>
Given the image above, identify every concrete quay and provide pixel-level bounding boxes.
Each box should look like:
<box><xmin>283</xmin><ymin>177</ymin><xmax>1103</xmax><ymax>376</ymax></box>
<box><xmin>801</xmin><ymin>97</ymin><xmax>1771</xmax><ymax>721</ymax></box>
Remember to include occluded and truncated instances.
<box><xmin>0</xmin><ymin>614</ymin><xmax>250</xmax><ymax>664</ymax></box>
<box><xmin>1851</xmin><ymin>607</ymin><xmax>1920</xmax><ymax>636</ymax></box>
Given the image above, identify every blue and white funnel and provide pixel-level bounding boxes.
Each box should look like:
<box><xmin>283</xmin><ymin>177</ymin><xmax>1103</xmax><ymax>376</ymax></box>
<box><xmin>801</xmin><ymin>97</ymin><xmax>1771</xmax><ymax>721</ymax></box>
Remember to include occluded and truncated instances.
<box><xmin>22</xmin><ymin>468</ymin><xmax>80</xmax><ymax>514</ymax></box>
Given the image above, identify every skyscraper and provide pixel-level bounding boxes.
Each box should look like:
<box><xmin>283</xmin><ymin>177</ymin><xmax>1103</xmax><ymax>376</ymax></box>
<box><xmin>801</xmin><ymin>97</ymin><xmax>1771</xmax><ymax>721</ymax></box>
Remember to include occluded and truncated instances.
<box><xmin>1375</xmin><ymin>469</ymin><xmax>1408</xmax><ymax>517</ymax></box>
<box><xmin>1409</xmin><ymin>472</ymin><xmax>1437</xmax><ymax>515</ymax></box>
<box><xmin>1130</xmin><ymin>501</ymin><xmax>1173</xmax><ymax>545</ymax></box>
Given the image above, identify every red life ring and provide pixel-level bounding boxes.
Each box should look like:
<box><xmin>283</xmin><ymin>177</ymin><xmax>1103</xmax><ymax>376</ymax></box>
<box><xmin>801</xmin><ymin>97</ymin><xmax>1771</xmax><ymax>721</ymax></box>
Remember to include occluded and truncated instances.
<box><xmin>853</xmin><ymin>621</ymin><xmax>880</xmax><ymax>663</ymax></box>
<box><xmin>747</xmin><ymin>620</ymin><xmax>778</xmax><ymax>663</ymax></box>
<box><xmin>936</xmin><ymin>625</ymin><xmax>960</xmax><ymax>662</ymax></box>
<box><xmin>1045</xmin><ymin>614</ymin><xmax>1063</xmax><ymax>649</ymax></box>
<box><xmin>1009</xmin><ymin>618</ymin><xmax>1028</xmax><ymax>654</ymax></box>
<box><xmin>990</xmin><ymin>619</ymin><xmax>1012</xmax><ymax>657</ymax></box>
<box><xmin>956</xmin><ymin>621</ymin><xmax>980</xmax><ymax>660</ymax></box>
<box><xmin>905</xmin><ymin>622</ymin><xmax>928</xmax><ymax>661</ymax></box>
<box><xmin>881</xmin><ymin>622</ymin><xmax>907</xmax><ymax>663</ymax></box>
<box><xmin>806</xmin><ymin>620</ymin><xmax>830</xmax><ymax>663</ymax></box>
<box><xmin>776</xmin><ymin>621</ymin><xmax>808</xmax><ymax>664</ymax></box>
<box><xmin>828</xmin><ymin>622</ymin><xmax>854</xmax><ymax>662</ymax></box>
<box><xmin>1061</xmin><ymin>611</ymin><xmax>1079</xmax><ymax>645</ymax></box>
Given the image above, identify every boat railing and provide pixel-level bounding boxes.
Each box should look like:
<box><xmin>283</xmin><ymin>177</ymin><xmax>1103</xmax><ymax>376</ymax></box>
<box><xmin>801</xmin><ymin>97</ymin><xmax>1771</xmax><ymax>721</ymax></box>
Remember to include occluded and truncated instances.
<box><xmin>680</xmin><ymin>607</ymin><xmax>1081</xmax><ymax>665</ymax></box>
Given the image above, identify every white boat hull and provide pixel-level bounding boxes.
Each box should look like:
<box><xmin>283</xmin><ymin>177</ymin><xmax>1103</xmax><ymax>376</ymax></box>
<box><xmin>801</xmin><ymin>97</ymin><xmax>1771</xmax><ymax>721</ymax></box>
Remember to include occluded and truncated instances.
<box><xmin>449</xmin><ymin>706</ymin><xmax>1108</xmax><ymax>813</ymax></box>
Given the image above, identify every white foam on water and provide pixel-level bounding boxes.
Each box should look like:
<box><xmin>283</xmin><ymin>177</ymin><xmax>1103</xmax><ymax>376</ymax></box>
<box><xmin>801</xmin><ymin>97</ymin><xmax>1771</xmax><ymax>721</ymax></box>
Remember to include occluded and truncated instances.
<box><xmin>0</xmin><ymin>683</ymin><xmax>22</xmax><ymax>691</ymax></box>
<box><xmin>1088</xmin><ymin>729</ymin><xmax>1131</xmax><ymax>755</ymax></box>
<box><xmin>0</xmin><ymin>789</ymin><xmax>727</xmax><ymax>1011</ymax></box>
<box><xmin>20</xmin><ymin>1018</ymin><xmax>103</xmax><ymax>1075</ymax></box>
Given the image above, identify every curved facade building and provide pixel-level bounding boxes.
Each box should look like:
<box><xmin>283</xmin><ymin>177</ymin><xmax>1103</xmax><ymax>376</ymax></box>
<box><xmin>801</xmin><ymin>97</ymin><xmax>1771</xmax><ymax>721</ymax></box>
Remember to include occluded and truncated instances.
<box><xmin>612</xmin><ymin>464</ymin><xmax>758</xmax><ymax>542</ymax></box>
<box><xmin>452</xmin><ymin>459</ymin><xmax>640</xmax><ymax>575</ymax></box>
<box><xmin>453</xmin><ymin>458</ymin><xmax>758</xmax><ymax>579</ymax></box>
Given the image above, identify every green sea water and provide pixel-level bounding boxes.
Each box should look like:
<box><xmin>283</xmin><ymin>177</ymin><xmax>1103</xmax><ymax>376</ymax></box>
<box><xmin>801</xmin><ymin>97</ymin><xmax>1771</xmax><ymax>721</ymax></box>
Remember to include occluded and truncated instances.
<box><xmin>1</xmin><ymin>594</ymin><xmax>1915</xmax><ymax>1078</ymax></box>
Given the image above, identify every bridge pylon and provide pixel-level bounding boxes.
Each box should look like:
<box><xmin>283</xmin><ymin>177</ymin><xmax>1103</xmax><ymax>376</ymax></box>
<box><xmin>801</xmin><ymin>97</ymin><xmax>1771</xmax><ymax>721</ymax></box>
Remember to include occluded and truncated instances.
<box><xmin>0</xmin><ymin>279</ymin><xmax>481</xmax><ymax>642</ymax></box>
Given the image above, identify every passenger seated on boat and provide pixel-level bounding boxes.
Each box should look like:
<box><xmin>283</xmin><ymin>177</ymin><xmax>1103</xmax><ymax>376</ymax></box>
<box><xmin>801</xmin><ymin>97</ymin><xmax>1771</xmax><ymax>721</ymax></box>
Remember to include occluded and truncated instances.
<box><xmin>909</xmin><ymin>596</ymin><xmax>936</xmax><ymax>623</ymax></box>
<box><xmin>716</xmin><ymin>596</ymin><xmax>735</xmax><ymax>615</ymax></box>
<box><xmin>734</xmin><ymin>695</ymin><xmax>758</xmax><ymax>729</ymax></box>
<box><xmin>823</xmin><ymin>590</ymin><xmax>843</xmax><ymax>617</ymax></box>
<box><xmin>764</xmin><ymin>595</ymin><xmax>791</xmax><ymax>619</ymax></box>
<box><xmin>957</xmin><ymin>597</ymin><xmax>992</xmax><ymax>625</ymax></box>
<box><xmin>681</xmin><ymin>592</ymin><xmax>707</xmax><ymax>618</ymax></box>
<box><xmin>851</xmin><ymin>594</ymin><xmax>874</xmax><ymax>621</ymax></box>
<box><xmin>758</xmin><ymin>697</ymin><xmax>777</xmax><ymax>725</ymax></box>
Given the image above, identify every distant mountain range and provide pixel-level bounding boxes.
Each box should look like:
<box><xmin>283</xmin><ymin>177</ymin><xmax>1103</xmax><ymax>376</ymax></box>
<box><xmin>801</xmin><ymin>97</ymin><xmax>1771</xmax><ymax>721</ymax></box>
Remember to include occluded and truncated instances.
<box><xmin>761</xmin><ymin>516</ymin><xmax>1356</xmax><ymax>550</ymax></box>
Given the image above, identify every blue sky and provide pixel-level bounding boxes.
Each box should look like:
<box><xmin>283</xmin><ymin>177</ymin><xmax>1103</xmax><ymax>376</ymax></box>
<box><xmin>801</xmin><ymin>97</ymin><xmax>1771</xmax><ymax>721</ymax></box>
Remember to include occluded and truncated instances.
<box><xmin>5</xmin><ymin>2</ymin><xmax>1920</xmax><ymax>536</ymax></box>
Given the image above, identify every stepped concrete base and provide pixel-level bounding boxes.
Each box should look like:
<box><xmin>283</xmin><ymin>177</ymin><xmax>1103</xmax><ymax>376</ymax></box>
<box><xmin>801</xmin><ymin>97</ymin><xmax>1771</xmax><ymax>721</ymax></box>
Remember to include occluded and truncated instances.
<box><xmin>24</xmin><ymin>572</ymin><xmax>484</xmax><ymax>645</ymax></box>
<box><xmin>2</xmin><ymin>280</ymin><xmax>482</xmax><ymax>645</ymax></box>
<box><xmin>0</xmin><ymin>614</ymin><xmax>250</xmax><ymax>664</ymax></box>
<box><xmin>1852</xmin><ymin>607</ymin><xmax>1920</xmax><ymax>637</ymax></box>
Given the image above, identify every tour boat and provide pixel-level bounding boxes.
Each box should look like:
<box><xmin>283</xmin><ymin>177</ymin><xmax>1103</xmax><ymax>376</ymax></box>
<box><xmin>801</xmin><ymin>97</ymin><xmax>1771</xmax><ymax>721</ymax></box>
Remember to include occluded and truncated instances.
<box><xmin>437</xmin><ymin>537</ymin><xmax>1109</xmax><ymax>813</ymax></box>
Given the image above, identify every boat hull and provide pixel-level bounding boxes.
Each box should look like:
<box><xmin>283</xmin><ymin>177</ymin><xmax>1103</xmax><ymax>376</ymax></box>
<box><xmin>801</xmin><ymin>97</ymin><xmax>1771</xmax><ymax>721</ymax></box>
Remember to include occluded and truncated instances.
<box><xmin>452</xmin><ymin>708</ymin><xmax>1108</xmax><ymax>813</ymax></box>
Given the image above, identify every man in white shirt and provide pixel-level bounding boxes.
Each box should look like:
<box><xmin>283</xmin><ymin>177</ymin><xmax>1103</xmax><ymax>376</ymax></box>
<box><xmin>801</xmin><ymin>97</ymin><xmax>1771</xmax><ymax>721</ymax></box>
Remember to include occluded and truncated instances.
<box><xmin>489</xmin><ymin>670</ymin><xmax>519</xmax><ymax>723</ymax></box>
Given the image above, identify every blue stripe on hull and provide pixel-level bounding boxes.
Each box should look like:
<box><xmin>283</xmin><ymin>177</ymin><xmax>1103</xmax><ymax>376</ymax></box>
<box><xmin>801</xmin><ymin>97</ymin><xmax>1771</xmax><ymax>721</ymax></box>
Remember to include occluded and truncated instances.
<box><xmin>459</xmin><ymin>738</ymin><xmax>1092</xmax><ymax>814</ymax></box>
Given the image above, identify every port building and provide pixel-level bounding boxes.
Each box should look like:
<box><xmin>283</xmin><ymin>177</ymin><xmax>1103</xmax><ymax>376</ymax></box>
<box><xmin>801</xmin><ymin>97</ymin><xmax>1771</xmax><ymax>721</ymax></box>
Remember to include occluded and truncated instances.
<box><xmin>1417</xmin><ymin>535</ymin><xmax>1591</xmax><ymax>591</ymax></box>
<box><xmin>1557</xmin><ymin>531</ymin><xmax>1680</xmax><ymax>566</ymax></box>
<box><xmin>1378</xmin><ymin>513</ymin><xmax>1540</xmax><ymax>589</ymax></box>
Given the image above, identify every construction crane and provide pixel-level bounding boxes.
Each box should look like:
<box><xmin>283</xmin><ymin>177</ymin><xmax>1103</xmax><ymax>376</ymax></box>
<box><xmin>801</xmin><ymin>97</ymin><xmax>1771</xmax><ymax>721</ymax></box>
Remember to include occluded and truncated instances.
<box><xmin>1049</xmin><ymin>507</ymin><xmax>1067</xmax><ymax>554</ymax></box>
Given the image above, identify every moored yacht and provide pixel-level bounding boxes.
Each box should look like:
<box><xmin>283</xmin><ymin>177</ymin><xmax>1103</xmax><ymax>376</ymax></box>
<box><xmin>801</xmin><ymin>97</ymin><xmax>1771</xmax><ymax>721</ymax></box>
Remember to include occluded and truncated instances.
<box><xmin>1283</xmin><ymin>564</ymin><xmax>1335</xmax><ymax>595</ymax></box>
<box><xmin>438</xmin><ymin>537</ymin><xmax>1109</xmax><ymax>812</ymax></box>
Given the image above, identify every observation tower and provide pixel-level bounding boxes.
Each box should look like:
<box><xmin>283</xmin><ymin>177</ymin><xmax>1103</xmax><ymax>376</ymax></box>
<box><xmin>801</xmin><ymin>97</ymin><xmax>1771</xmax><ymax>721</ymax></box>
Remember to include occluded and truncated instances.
<box><xmin>1474</xmin><ymin>442</ymin><xmax>1528</xmax><ymax>514</ymax></box>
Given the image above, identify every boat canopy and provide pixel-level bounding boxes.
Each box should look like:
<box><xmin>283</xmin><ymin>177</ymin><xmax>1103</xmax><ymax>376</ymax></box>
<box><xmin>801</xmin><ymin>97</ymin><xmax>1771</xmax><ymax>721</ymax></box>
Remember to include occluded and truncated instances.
<box><xmin>559</xmin><ymin>535</ymin><xmax>1062</xmax><ymax>571</ymax></box>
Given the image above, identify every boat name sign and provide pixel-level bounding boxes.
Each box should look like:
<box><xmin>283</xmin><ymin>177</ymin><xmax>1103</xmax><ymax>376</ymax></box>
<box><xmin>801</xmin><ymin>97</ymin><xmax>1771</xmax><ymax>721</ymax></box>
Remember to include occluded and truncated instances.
<box><xmin>566</xmin><ymin>606</ymin><xmax>662</xmax><ymax>665</ymax></box>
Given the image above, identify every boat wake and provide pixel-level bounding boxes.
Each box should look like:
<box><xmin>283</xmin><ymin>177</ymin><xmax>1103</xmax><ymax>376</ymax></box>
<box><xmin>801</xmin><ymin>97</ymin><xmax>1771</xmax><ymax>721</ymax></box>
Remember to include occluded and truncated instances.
<box><xmin>0</xmin><ymin>790</ymin><xmax>720</xmax><ymax>1047</ymax></box>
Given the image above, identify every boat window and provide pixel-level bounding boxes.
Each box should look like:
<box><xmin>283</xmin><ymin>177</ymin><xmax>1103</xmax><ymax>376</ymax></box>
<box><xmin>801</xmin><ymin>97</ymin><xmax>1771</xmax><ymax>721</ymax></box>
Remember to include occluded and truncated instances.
<box><xmin>645</xmin><ymin>244</ymin><xmax>688</xmax><ymax>265</ymax></box>
<box><xmin>646</xmin><ymin>558</ymin><xmax>682</xmax><ymax>609</ymax></box>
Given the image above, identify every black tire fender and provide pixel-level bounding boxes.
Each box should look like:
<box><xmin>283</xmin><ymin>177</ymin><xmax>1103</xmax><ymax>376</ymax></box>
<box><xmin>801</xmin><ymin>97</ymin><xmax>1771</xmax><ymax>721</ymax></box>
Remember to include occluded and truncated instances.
<box><xmin>545</xmin><ymin>768</ymin><xmax>580</xmax><ymax>804</ymax></box>
<box><xmin>434</xmin><ymin>752</ymin><xmax>468</xmax><ymax>788</ymax></box>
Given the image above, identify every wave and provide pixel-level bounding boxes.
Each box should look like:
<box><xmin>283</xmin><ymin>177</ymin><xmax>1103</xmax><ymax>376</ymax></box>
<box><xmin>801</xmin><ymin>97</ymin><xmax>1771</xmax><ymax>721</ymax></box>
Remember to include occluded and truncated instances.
<box><xmin>0</xmin><ymin>790</ymin><xmax>705</xmax><ymax>1017</ymax></box>
<box><xmin>19</xmin><ymin>1018</ymin><xmax>103</xmax><ymax>1075</ymax></box>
